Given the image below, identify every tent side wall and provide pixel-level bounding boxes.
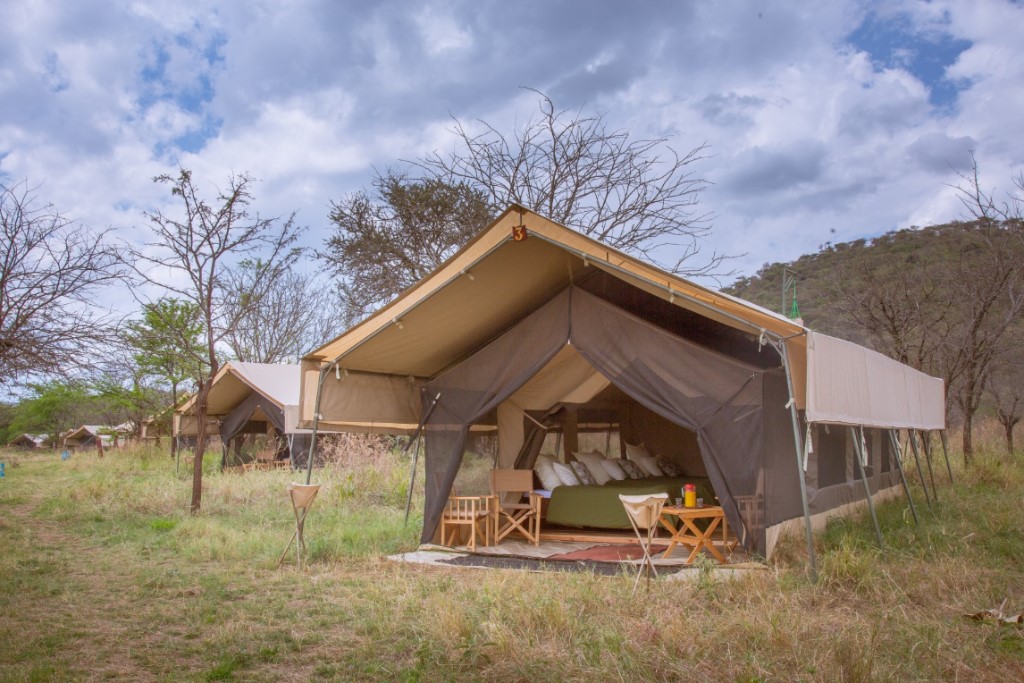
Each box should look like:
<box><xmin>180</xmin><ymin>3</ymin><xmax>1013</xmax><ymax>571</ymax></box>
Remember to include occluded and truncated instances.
<box><xmin>300</xmin><ymin>360</ymin><xmax>421</xmax><ymax>434</ymax></box>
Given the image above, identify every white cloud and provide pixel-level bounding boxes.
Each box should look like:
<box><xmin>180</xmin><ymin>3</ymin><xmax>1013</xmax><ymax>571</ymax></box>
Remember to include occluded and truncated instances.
<box><xmin>0</xmin><ymin>0</ymin><xmax>1020</xmax><ymax>307</ymax></box>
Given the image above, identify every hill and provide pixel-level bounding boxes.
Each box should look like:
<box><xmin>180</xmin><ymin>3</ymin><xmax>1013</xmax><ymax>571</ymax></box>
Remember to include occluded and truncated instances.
<box><xmin>724</xmin><ymin>220</ymin><xmax>1022</xmax><ymax>351</ymax></box>
<box><xmin>724</xmin><ymin>219</ymin><xmax>1024</xmax><ymax>455</ymax></box>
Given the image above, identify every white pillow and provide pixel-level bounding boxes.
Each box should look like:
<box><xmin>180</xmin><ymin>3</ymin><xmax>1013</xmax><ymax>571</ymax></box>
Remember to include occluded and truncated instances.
<box><xmin>625</xmin><ymin>442</ymin><xmax>651</xmax><ymax>462</ymax></box>
<box><xmin>601</xmin><ymin>458</ymin><xmax>627</xmax><ymax>480</ymax></box>
<box><xmin>574</xmin><ymin>450</ymin><xmax>611</xmax><ymax>485</ymax></box>
<box><xmin>552</xmin><ymin>461</ymin><xmax>581</xmax><ymax>487</ymax></box>
<box><xmin>626</xmin><ymin>443</ymin><xmax>664</xmax><ymax>477</ymax></box>
<box><xmin>534</xmin><ymin>458</ymin><xmax>562</xmax><ymax>490</ymax></box>
<box><xmin>636</xmin><ymin>453</ymin><xmax>665</xmax><ymax>477</ymax></box>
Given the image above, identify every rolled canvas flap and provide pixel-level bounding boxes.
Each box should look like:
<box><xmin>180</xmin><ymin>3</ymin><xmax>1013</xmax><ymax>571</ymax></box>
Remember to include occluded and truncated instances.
<box><xmin>805</xmin><ymin>331</ymin><xmax>945</xmax><ymax>430</ymax></box>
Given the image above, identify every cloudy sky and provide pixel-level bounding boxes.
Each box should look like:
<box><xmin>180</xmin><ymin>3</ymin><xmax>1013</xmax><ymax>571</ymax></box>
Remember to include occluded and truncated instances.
<box><xmin>2</xmin><ymin>0</ymin><xmax>1022</xmax><ymax>298</ymax></box>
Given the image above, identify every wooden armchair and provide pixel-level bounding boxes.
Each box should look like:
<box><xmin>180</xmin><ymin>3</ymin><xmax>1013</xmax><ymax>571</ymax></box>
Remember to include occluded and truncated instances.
<box><xmin>490</xmin><ymin>469</ymin><xmax>542</xmax><ymax>546</ymax></box>
<box><xmin>440</xmin><ymin>495</ymin><xmax>496</xmax><ymax>551</ymax></box>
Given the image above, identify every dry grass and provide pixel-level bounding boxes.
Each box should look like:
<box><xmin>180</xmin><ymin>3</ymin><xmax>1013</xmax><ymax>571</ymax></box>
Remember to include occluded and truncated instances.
<box><xmin>0</xmin><ymin>434</ymin><xmax>1022</xmax><ymax>681</ymax></box>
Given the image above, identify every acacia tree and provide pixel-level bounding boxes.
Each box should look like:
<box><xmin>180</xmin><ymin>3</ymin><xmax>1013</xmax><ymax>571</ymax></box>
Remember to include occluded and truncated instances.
<box><xmin>418</xmin><ymin>90</ymin><xmax>716</xmax><ymax>274</ymax></box>
<box><xmin>123</xmin><ymin>298</ymin><xmax>206</xmax><ymax>458</ymax></box>
<box><xmin>92</xmin><ymin>363</ymin><xmax>167</xmax><ymax>442</ymax></box>
<box><xmin>0</xmin><ymin>181</ymin><xmax>123</xmax><ymax>385</ymax></box>
<box><xmin>321</xmin><ymin>171</ymin><xmax>492</xmax><ymax>322</ymax></box>
<box><xmin>131</xmin><ymin>169</ymin><xmax>303</xmax><ymax>512</ymax></box>
<box><xmin>224</xmin><ymin>266</ymin><xmax>342</xmax><ymax>362</ymax></box>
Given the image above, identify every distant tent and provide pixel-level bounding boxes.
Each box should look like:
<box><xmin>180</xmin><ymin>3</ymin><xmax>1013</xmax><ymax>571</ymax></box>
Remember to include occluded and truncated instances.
<box><xmin>8</xmin><ymin>433</ymin><xmax>51</xmax><ymax>449</ymax></box>
<box><xmin>298</xmin><ymin>205</ymin><xmax>945</xmax><ymax>560</ymax></box>
<box><xmin>174</xmin><ymin>362</ymin><xmax>314</xmax><ymax>468</ymax></box>
<box><xmin>62</xmin><ymin>425</ymin><xmax>127</xmax><ymax>450</ymax></box>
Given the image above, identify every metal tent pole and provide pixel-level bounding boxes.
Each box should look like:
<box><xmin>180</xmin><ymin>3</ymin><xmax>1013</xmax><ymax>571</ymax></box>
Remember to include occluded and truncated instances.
<box><xmin>404</xmin><ymin>435</ymin><xmax>424</xmax><ymax>526</ymax></box>
<box><xmin>403</xmin><ymin>393</ymin><xmax>442</xmax><ymax>525</ymax></box>
<box><xmin>776</xmin><ymin>340</ymin><xmax>817</xmax><ymax>579</ymax></box>
<box><xmin>939</xmin><ymin>430</ymin><xmax>955</xmax><ymax>483</ymax></box>
<box><xmin>852</xmin><ymin>426</ymin><xmax>883</xmax><ymax>547</ymax></box>
<box><xmin>304</xmin><ymin>363</ymin><xmax>334</xmax><ymax>485</ymax></box>
<box><xmin>888</xmin><ymin>429</ymin><xmax>919</xmax><ymax>525</ymax></box>
<box><xmin>920</xmin><ymin>430</ymin><xmax>939</xmax><ymax>499</ymax></box>
<box><xmin>907</xmin><ymin>430</ymin><xmax>933</xmax><ymax>509</ymax></box>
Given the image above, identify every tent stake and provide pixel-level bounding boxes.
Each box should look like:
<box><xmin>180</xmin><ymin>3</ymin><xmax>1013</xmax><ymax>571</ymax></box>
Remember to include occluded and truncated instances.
<box><xmin>939</xmin><ymin>430</ymin><xmax>955</xmax><ymax>483</ymax></box>
<box><xmin>852</xmin><ymin>426</ymin><xmax>883</xmax><ymax>548</ymax></box>
<box><xmin>777</xmin><ymin>340</ymin><xmax>817</xmax><ymax>580</ymax></box>
<box><xmin>888</xmin><ymin>429</ymin><xmax>919</xmax><ymax>525</ymax></box>
<box><xmin>913</xmin><ymin>432</ymin><xmax>937</xmax><ymax>507</ymax></box>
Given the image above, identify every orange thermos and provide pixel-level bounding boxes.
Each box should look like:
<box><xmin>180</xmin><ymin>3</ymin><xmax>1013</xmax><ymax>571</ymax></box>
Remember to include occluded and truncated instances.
<box><xmin>683</xmin><ymin>483</ymin><xmax>697</xmax><ymax>508</ymax></box>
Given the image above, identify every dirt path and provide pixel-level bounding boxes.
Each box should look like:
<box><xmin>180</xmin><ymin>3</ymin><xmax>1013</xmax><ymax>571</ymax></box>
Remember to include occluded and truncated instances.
<box><xmin>1</xmin><ymin>480</ymin><xmax>197</xmax><ymax>681</ymax></box>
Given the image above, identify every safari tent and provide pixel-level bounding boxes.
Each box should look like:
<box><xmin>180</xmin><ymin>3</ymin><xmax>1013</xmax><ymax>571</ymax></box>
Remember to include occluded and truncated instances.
<box><xmin>8</xmin><ymin>433</ymin><xmax>51</xmax><ymax>449</ymax></box>
<box><xmin>299</xmin><ymin>205</ymin><xmax>945</xmax><ymax>559</ymax></box>
<box><xmin>62</xmin><ymin>425</ymin><xmax>127</xmax><ymax>450</ymax></box>
<box><xmin>175</xmin><ymin>362</ymin><xmax>311</xmax><ymax>468</ymax></box>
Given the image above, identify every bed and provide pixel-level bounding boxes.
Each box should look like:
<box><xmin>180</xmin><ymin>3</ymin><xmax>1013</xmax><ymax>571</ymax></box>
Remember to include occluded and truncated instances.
<box><xmin>544</xmin><ymin>476</ymin><xmax>716</xmax><ymax>530</ymax></box>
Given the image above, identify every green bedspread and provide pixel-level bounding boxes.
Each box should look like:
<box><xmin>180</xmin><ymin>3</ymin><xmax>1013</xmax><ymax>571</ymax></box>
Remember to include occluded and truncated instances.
<box><xmin>545</xmin><ymin>476</ymin><xmax>716</xmax><ymax>530</ymax></box>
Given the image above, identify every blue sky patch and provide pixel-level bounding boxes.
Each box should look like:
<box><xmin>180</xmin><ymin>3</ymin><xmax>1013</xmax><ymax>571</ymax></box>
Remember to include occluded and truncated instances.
<box><xmin>137</xmin><ymin>30</ymin><xmax>225</xmax><ymax>155</ymax></box>
<box><xmin>847</xmin><ymin>11</ymin><xmax>972</xmax><ymax>109</ymax></box>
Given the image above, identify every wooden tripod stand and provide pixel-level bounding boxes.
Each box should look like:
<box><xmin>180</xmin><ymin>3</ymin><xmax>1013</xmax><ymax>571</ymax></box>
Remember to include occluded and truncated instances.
<box><xmin>278</xmin><ymin>483</ymin><xmax>321</xmax><ymax>570</ymax></box>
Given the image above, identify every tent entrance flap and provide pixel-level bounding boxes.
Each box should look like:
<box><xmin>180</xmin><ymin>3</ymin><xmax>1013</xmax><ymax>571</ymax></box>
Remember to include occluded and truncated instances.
<box><xmin>421</xmin><ymin>286</ymin><xmax>780</xmax><ymax>556</ymax></box>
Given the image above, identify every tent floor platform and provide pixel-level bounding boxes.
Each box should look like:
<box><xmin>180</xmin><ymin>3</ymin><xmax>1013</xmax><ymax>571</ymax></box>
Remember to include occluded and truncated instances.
<box><xmin>389</xmin><ymin>538</ymin><xmax>758</xmax><ymax>577</ymax></box>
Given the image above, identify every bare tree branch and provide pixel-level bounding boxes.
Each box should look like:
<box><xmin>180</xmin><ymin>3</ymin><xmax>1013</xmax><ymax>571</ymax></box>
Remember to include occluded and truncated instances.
<box><xmin>416</xmin><ymin>90</ymin><xmax>720</xmax><ymax>275</ymax></box>
<box><xmin>0</xmin><ymin>180</ymin><xmax>125</xmax><ymax>385</ymax></box>
<box><xmin>224</xmin><ymin>267</ymin><xmax>342</xmax><ymax>363</ymax></box>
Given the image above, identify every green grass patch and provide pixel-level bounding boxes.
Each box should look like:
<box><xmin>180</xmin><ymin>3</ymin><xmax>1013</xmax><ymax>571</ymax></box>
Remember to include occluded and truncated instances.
<box><xmin>1</xmin><ymin>440</ymin><xmax>1023</xmax><ymax>680</ymax></box>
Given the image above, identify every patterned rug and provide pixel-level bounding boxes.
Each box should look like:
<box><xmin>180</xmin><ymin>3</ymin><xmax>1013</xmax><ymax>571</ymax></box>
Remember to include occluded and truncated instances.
<box><xmin>546</xmin><ymin>544</ymin><xmax>671</xmax><ymax>562</ymax></box>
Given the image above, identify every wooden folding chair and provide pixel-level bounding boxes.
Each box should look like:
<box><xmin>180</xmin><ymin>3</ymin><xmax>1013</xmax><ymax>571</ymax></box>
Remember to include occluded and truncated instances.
<box><xmin>440</xmin><ymin>495</ymin><xmax>495</xmax><ymax>550</ymax></box>
<box><xmin>729</xmin><ymin>493</ymin><xmax>764</xmax><ymax>555</ymax></box>
<box><xmin>619</xmin><ymin>493</ymin><xmax>668</xmax><ymax>595</ymax></box>
<box><xmin>490</xmin><ymin>469</ymin><xmax>542</xmax><ymax>546</ymax></box>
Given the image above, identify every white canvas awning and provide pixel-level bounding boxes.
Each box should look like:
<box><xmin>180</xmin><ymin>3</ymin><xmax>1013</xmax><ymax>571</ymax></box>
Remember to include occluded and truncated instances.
<box><xmin>175</xmin><ymin>362</ymin><xmax>323</xmax><ymax>436</ymax></box>
<box><xmin>805</xmin><ymin>331</ymin><xmax>945</xmax><ymax>430</ymax></box>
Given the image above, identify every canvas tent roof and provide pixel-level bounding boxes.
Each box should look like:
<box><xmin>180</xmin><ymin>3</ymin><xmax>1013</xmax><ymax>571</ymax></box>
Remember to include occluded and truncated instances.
<box><xmin>178</xmin><ymin>362</ymin><xmax>298</xmax><ymax>416</ymax></box>
<box><xmin>173</xmin><ymin>361</ymin><xmax>319</xmax><ymax>466</ymax></box>
<box><xmin>175</xmin><ymin>361</ymin><xmax>312</xmax><ymax>436</ymax></box>
<box><xmin>301</xmin><ymin>205</ymin><xmax>943</xmax><ymax>434</ymax></box>
<box><xmin>62</xmin><ymin>425</ymin><xmax>120</xmax><ymax>446</ymax></box>
<box><xmin>8</xmin><ymin>433</ymin><xmax>49</xmax><ymax>448</ymax></box>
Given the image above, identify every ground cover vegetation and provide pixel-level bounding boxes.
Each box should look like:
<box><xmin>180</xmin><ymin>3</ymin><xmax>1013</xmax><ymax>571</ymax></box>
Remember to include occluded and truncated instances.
<box><xmin>1</xmin><ymin>427</ymin><xmax>1022</xmax><ymax>682</ymax></box>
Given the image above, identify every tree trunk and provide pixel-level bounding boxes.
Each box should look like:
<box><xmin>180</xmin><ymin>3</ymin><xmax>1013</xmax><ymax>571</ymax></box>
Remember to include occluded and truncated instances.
<box><xmin>961</xmin><ymin>411</ymin><xmax>973</xmax><ymax>466</ymax></box>
<box><xmin>170</xmin><ymin>384</ymin><xmax>179</xmax><ymax>460</ymax></box>
<box><xmin>190</xmin><ymin>379</ymin><xmax>213</xmax><ymax>514</ymax></box>
<box><xmin>1006</xmin><ymin>421</ymin><xmax>1015</xmax><ymax>455</ymax></box>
